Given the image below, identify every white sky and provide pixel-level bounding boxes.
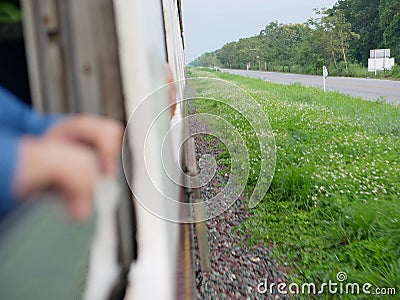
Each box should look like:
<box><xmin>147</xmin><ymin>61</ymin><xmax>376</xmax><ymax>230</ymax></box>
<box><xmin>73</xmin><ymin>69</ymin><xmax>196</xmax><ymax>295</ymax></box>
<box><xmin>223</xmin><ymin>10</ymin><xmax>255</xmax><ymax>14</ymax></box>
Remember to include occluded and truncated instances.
<box><xmin>182</xmin><ymin>0</ymin><xmax>338</xmax><ymax>63</ymax></box>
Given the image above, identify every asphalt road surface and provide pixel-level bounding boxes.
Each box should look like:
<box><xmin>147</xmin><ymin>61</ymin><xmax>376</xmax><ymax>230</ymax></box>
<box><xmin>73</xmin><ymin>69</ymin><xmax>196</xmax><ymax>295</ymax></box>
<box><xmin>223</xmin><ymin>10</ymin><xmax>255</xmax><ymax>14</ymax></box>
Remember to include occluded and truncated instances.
<box><xmin>222</xmin><ymin>69</ymin><xmax>400</xmax><ymax>105</ymax></box>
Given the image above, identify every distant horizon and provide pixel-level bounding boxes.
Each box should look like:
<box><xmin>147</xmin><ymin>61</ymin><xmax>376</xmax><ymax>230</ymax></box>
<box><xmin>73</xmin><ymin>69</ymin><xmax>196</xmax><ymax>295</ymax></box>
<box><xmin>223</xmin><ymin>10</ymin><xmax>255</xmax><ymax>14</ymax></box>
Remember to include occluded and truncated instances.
<box><xmin>182</xmin><ymin>0</ymin><xmax>337</xmax><ymax>63</ymax></box>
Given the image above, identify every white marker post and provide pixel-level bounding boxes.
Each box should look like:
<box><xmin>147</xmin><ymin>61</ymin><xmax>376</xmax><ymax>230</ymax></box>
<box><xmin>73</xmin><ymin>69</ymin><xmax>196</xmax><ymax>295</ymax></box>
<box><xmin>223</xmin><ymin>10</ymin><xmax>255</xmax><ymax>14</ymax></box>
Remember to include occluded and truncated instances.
<box><xmin>323</xmin><ymin>66</ymin><xmax>328</xmax><ymax>92</ymax></box>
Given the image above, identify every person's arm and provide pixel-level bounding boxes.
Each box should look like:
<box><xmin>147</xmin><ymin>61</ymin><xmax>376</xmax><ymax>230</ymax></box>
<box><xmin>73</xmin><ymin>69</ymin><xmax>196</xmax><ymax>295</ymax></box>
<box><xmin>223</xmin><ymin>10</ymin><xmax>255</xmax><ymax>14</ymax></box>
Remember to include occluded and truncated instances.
<box><xmin>0</xmin><ymin>86</ymin><xmax>123</xmax><ymax>219</ymax></box>
<box><xmin>13</xmin><ymin>137</ymin><xmax>99</xmax><ymax>220</ymax></box>
<box><xmin>0</xmin><ymin>130</ymin><xmax>100</xmax><ymax>220</ymax></box>
<box><xmin>0</xmin><ymin>86</ymin><xmax>60</xmax><ymax>135</ymax></box>
<box><xmin>0</xmin><ymin>130</ymin><xmax>19</xmax><ymax>215</ymax></box>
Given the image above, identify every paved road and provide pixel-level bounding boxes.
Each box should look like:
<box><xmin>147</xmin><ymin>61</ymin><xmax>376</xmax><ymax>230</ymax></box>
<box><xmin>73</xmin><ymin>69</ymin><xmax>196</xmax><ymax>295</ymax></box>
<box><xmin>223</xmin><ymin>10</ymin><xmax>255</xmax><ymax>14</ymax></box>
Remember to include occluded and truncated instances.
<box><xmin>222</xmin><ymin>69</ymin><xmax>400</xmax><ymax>104</ymax></box>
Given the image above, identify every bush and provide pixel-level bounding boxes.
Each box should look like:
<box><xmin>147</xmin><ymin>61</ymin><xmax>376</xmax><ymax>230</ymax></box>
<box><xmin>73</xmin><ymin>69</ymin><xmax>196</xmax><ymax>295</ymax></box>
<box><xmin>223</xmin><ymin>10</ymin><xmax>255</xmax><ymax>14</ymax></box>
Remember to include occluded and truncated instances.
<box><xmin>390</xmin><ymin>65</ymin><xmax>400</xmax><ymax>79</ymax></box>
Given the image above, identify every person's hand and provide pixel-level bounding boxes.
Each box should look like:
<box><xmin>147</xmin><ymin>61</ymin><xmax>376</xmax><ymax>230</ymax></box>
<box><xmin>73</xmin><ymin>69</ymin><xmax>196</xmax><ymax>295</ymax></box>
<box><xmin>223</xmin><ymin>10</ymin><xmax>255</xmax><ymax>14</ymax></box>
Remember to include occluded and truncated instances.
<box><xmin>45</xmin><ymin>116</ymin><xmax>124</xmax><ymax>177</ymax></box>
<box><xmin>14</xmin><ymin>138</ymin><xmax>100</xmax><ymax>221</ymax></box>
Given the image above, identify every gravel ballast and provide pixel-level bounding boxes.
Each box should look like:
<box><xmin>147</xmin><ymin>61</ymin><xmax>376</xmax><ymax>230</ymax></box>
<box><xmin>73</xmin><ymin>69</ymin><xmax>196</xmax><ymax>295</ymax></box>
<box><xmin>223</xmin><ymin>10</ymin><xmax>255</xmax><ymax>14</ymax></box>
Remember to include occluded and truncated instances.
<box><xmin>188</xmin><ymin>100</ymin><xmax>289</xmax><ymax>300</ymax></box>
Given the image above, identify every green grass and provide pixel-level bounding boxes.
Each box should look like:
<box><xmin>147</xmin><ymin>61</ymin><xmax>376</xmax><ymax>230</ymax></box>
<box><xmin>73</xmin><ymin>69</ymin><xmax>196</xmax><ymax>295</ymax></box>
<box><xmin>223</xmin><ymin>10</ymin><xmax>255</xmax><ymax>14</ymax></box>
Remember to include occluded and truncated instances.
<box><xmin>244</xmin><ymin>63</ymin><xmax>400</xmax><ymax>80</ymax></box>
<box><xmin>187</xmin><ymin>67</ymin><xmax>400</xmax><ymax>298</ymax></box>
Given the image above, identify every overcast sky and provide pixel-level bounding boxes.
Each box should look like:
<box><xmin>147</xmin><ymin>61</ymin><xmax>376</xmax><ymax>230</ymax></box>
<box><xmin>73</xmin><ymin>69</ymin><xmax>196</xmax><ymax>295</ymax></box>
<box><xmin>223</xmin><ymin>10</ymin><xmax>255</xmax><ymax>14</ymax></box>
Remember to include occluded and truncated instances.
<box><xmin>182</xmin><ymin>0</ymin><xmax>338</xmax><ymax>63</ymax></box>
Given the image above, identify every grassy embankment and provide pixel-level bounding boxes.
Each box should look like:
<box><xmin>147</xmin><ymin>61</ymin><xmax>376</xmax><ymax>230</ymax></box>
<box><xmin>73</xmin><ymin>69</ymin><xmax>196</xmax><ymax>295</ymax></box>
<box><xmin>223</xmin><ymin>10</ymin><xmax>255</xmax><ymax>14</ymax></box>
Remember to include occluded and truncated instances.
<box><xmin>188</xmin><ymin>67</ymin><xmax>400</xmax><ymax>297</ymax></box>
<box><xmin>240</xmin><ymin>63</ymin><xmax>400</xmax><ymax>80</ymax></box>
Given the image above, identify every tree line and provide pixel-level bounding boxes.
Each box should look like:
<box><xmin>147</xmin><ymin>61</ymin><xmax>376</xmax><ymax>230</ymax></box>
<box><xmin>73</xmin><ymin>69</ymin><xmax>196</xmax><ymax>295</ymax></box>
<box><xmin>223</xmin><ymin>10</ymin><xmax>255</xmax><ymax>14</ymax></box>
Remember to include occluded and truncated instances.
<box><xmin>190</xmin><ymin>0</ymin><xmax>400</xmax><ymax>77</ymax></box>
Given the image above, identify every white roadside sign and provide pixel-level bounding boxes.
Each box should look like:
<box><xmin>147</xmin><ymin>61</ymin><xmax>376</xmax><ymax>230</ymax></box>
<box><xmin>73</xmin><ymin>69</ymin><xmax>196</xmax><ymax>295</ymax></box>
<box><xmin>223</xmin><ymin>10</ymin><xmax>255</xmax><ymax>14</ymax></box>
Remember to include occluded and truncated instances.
<box><xmin>323</xmin><ymin>66</ymin><xmax>328</xmax><ymax>92</ymax></box>
<box><xmin>368</xmin><ymin>48</ymin><xmax>395</xmax><ymax>75</ymax></box>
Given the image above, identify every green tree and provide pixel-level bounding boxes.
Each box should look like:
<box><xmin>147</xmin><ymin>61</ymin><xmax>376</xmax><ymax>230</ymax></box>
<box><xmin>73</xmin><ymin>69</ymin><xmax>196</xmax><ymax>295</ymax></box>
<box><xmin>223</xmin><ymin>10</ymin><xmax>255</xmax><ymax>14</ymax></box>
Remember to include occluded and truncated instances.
<box><xmin>0</xmin><ymin>0</ymin><xmax>21</xmax><ymax>23</ymax></box>
<box><xmin>379</xmin><ymin>0</ymin><xmax>400</xmax><ymax>62</ymax></box>
<box><xmin>333</xmin><ymin>0</ymin><xmax>383</xmax><ymax>64</ymax></box>
<box><xmin>189</xmin><ymin>52</ymin><xmax>221</xmax><ymax>67</ymax></box>
<box><xmin>324</xmin><ymin>9</ymin><xmax>359</xmax><ymax>75</ymax></box>
<box><xmin>303</xmin><ymin>9</ymin><xmax>357</xmax><ymax>75</ymax></box>
<box><xmin>267</xmin><ymin>24</ymin><xmax>308</xmax><ymax>72</ymax></box>
<box><xmin>217</xmin><ymin>42</ymin><xmax>238</xmax><ymax>68</ymax></box>
<box><xmin>259</xmin><ymin>21</ymin><xmax>278</xmax><ymax>37</ymax></box>
<box><xmin>302</xmin><ymin>10</ymin><xmax>333</xmax><ymax>74</ymax></box>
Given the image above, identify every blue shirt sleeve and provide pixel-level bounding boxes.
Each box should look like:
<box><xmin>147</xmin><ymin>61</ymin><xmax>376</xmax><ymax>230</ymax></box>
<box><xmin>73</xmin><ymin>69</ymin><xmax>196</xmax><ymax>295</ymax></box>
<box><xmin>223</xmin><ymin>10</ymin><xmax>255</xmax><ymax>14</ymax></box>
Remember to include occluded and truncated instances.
<box><xmin>0</xmin><ymin>130</ymin><xmax>20</xmax><ymax>216</ymax></box>
<box><xmin>0</xmin><ymin>86</ymin><xmax>60</xmax><ymax>135</ymax></box>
